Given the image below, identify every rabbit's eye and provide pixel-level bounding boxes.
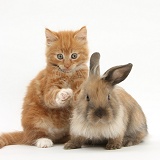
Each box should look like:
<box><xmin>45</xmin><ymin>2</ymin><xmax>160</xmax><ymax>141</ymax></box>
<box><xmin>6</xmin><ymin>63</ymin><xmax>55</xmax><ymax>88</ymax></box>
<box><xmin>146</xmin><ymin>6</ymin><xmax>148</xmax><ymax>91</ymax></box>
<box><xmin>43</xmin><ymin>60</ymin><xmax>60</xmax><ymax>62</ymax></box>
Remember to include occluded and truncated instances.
<box><xmin>108</xmin><ymin>94</ymin><xmax>111</xmax><ymax>100</ymax></box>
<box><xmin>86</xmin><ymin>95</ymin><xmax>90</xmax><ymax>101</ymax></box>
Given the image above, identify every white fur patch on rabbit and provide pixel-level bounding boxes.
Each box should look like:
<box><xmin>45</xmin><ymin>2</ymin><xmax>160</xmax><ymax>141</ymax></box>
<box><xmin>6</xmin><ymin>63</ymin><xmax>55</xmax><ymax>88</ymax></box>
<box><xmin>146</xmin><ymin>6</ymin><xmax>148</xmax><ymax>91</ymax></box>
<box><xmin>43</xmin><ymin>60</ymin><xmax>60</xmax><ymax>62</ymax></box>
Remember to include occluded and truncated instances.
<box><xmin>70</xmin><ymin>105</ymin><xmax>125</xmax><ymax>139</ymax></box>
<box><xmin>56</xmin><ymin>88</ymin><xmax>73</xmax><ymax>106</ymax></box>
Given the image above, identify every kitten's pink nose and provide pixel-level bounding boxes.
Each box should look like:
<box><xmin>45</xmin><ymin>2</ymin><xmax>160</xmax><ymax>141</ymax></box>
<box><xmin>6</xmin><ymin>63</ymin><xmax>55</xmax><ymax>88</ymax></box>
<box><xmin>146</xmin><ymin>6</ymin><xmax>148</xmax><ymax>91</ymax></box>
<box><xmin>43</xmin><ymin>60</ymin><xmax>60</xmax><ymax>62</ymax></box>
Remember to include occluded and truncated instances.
<box><xmin>64</xmin><ymin>63</ymin><xmax>71</xmax><ymax>69</ymax></box>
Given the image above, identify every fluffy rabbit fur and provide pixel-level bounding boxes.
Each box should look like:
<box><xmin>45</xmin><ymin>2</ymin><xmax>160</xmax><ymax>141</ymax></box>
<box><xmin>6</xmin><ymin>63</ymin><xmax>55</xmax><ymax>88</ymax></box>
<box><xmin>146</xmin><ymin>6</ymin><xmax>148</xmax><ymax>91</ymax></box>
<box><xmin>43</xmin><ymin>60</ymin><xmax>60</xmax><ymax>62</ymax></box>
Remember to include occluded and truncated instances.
<box><xmin>64</xmin><ymin>52</ymin><xmax>148</xmax><ymax>150</ymax></box>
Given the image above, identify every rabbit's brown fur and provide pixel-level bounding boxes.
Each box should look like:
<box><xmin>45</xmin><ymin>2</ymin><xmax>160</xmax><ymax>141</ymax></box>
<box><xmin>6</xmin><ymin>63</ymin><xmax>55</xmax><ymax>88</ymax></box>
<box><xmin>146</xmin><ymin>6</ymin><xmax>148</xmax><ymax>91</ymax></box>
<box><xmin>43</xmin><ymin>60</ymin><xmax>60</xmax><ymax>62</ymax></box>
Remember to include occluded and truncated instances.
<box><xmin>64</xmin><ymin>52</ymin><xmax>148</xmax><ymax>150</ymax></box>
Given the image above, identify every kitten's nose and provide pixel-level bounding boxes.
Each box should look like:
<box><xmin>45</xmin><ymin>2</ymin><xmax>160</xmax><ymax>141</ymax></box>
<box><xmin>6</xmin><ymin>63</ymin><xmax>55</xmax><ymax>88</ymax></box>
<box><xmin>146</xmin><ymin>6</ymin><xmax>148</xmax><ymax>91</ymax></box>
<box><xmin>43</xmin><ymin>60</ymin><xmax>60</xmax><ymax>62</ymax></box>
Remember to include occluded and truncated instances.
<box><xmin>65</xmin><ymin>65</ymin><xmax>70</xmax><ymax>69</ymax></box>
<box><xmin>64</xmin><ymin>62</ymin><xmax>71</xmax><ymax>69</ymax></box>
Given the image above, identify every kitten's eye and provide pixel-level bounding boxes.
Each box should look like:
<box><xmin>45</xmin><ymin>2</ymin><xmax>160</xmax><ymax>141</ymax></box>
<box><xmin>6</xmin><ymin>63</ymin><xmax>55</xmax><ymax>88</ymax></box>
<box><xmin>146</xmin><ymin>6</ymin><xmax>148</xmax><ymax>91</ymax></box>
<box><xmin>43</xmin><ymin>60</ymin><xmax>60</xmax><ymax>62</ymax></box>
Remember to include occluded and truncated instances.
<box><xmin>71</xmin><ymin>53</ymin><xmax>78</xmax><ymax>59</ymax></box>
<box><xmin>108</xmin><ymin>94</ymin><xmax>111</xmax><ymax>100</ymax></box>
<box><xmin>86</xmin><ymin>94</ymin><xmax>90</xmax><ymax>101</ymax></box>
<box><xmin>57</xmin><ymin>54</ymin><xmax>63</xmax><ymax>60</ymax></box>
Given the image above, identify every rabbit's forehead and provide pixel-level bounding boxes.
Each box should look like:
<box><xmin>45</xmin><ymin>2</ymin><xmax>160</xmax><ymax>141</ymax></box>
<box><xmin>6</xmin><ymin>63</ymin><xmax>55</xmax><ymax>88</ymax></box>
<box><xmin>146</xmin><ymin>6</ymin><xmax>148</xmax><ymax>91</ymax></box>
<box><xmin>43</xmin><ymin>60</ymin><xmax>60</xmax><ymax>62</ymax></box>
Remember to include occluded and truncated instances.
<box><xmin>86</xmin><ymin>79</ymin><xmax>111</xmax><ymax>95</ymax></box>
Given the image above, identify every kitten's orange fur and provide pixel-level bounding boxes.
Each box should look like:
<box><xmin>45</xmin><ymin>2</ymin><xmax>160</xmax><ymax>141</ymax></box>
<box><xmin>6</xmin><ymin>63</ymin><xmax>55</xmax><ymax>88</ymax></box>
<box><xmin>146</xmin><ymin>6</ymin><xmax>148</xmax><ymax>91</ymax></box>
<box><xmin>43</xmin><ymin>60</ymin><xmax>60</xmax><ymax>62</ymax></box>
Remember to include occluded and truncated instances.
<box><xmin>0</xmin><ymin>26</ymin><xmax>89</xmax><ymax>148</ymax></box>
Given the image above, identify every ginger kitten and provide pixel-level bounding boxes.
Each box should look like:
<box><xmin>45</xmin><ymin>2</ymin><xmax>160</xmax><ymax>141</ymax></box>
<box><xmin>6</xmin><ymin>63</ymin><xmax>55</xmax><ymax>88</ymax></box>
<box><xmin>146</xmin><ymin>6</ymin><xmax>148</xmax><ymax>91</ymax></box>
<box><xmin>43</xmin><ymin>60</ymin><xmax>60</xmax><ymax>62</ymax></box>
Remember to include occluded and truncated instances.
<box><xmin>0</xmin><ymin>26</ymin><xmax>89</xmax><ymax>148</ymax></box>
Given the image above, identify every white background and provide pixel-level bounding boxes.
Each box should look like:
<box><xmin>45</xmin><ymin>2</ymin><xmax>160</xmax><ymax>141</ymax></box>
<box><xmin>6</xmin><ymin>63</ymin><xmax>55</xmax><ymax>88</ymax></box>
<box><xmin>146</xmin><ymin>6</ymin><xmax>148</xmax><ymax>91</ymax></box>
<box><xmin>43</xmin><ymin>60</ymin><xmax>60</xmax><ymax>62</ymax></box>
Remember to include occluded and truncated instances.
<box><xmin>0</xmin><ymin>0</ymin><xmax>160</xmax><ymax>159</ymax></box>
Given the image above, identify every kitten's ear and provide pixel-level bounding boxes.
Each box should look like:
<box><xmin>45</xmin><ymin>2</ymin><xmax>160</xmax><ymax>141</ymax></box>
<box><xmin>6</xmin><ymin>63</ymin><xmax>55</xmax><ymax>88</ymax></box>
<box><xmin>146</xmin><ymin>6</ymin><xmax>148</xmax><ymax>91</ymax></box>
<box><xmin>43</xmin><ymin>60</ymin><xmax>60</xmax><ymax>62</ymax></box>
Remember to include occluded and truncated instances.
<box><xmin>45</xmin><ymin>28</ymin><xmax>58</xmax><ymax>46</ymax></box>
<box><xmin>74</xmin><ymin>26</ymin><xmax>87</xmax><ymax>42</ymax></box>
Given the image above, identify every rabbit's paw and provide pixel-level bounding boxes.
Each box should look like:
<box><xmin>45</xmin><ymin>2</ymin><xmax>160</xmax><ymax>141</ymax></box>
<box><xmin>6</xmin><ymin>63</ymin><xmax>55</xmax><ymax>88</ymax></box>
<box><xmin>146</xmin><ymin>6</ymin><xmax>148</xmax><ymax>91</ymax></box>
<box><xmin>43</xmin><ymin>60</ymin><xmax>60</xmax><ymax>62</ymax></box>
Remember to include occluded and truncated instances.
<box><xmin>64</xmin><ymin>141</ymin><xmax>81</xmax><ymax>150</ymax></box>
<box><xmin>106</xmin><ymin>142</ymin><xmax>122</xmax><ymax>150</ymax></box>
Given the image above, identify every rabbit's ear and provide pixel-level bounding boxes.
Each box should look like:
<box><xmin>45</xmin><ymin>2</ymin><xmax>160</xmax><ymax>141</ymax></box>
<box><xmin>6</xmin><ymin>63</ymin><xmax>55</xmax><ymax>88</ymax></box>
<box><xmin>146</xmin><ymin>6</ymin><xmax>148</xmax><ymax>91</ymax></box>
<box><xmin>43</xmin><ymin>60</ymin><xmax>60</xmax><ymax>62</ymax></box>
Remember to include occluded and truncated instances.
<box><xmin>89</xmin><ymin>52</ymin><xmax>100</xmax><ymax>77</ymax></box>
<box><xmin>102</xmin><ymin>63</ymin><xmax>133</xmax><ymax>85</ymax></box>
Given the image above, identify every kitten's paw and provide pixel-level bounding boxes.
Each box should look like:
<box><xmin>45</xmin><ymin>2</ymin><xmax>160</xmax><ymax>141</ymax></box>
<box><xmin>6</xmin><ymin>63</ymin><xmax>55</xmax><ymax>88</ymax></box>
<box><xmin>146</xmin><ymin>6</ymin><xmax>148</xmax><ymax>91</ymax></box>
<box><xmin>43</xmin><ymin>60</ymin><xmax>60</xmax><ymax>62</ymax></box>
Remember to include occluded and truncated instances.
<box><xmin>56</xmin><ymin>88</ymin><xmax>73</xmax><ymax>106</ymax></box>
<box><xmin>35</xmin><ymin>138</ymin><xmax>53</xmax><ymax>148</ymax></box>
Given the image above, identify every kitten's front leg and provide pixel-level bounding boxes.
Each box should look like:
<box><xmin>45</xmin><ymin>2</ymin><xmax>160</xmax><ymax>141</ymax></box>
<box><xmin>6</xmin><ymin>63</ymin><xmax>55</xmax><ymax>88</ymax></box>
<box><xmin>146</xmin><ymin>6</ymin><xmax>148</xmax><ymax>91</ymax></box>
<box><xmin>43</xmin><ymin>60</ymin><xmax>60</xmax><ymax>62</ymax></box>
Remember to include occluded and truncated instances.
<box><xmin>56</xmin><ymin>88</ymin><xmax>73</xmax><ymax>107</ymax></box>
<box><xmin>64</xmin><ymin>136</ymin><xmax>86</xmax><ymax>149</ymax></box>
<box><xmin>44</xmin><ymin>87</ymin><xmax>73</xmax><ymax>108</ymax></box>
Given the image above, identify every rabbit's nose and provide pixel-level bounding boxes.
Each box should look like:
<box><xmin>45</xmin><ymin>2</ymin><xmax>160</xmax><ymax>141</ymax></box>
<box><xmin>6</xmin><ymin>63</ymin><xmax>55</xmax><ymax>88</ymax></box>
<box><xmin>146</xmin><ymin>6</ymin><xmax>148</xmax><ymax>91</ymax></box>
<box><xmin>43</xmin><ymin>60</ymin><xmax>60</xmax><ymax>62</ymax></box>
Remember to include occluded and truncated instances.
<box><xmin>94</xmin><ymin>107</ymin><xmax>105</xmax><ymax>118</ymax></box>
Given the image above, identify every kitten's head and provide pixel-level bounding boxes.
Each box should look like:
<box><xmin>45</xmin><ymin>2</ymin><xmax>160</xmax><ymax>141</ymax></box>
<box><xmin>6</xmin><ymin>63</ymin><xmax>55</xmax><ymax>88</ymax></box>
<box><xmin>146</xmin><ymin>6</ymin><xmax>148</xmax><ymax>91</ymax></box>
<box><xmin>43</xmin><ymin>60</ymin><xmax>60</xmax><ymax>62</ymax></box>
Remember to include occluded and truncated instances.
<box><xmin>45</xmin><ymin>26</ymin><xmax>89</xmax><ymax>73</ymax></box>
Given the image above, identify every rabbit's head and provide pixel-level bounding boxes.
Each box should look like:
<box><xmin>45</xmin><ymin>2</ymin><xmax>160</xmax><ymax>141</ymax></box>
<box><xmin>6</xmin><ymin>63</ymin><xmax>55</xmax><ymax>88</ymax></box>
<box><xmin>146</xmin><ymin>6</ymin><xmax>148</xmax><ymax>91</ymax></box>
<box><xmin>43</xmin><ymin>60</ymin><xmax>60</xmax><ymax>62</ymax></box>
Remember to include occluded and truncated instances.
<box><xmin>76</xmin><ymin>52</ymin><xmax>133</xmax><ymax>125</ymax></box>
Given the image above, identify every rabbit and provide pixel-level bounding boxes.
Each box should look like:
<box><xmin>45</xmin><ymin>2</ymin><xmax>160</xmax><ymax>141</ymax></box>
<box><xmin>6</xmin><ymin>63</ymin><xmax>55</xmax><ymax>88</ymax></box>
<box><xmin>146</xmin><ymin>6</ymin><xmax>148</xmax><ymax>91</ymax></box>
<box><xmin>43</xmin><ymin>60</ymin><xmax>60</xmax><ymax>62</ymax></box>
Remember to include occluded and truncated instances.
<box><xmin>64</xmin><ymin>52</ymin><xmax>148</xmax><ymax>150</ymax></box>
